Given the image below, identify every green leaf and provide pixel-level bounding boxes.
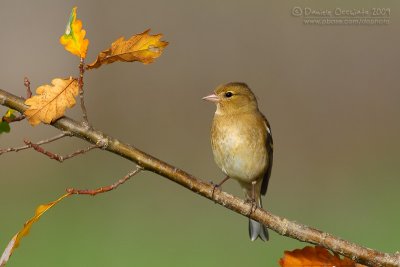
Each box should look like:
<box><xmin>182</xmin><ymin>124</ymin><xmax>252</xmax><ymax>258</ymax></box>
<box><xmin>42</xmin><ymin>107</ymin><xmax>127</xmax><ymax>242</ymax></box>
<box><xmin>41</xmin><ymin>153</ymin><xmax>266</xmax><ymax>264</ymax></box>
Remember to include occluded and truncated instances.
<box><xmin>0</xmin><ymin>121</ymin><xmax>11</xmax><ymax>134</ymax></box>
<box><xmin>0</xmin><ymin>109</ymin><xmax>16</xmax><ymax>134</ymax></box>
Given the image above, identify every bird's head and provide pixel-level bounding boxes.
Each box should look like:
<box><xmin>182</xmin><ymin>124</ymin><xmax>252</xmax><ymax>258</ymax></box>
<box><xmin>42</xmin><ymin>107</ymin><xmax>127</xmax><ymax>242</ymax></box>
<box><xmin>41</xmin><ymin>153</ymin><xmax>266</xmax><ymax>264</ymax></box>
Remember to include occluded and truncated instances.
<box><xmin>202</xmin><ymin>82</ymin><xmax>258</xmax><ymax>115</ymax></box>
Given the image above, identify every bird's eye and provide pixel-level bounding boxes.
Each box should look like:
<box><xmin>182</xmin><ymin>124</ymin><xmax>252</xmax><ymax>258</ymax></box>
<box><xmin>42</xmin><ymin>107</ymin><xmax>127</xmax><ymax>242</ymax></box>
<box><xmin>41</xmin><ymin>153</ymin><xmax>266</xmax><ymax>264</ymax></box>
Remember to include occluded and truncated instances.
<box><xmin>225</xmin><ymin>92</ymin><xmax>233</xmax><ymax>98</ymax></box>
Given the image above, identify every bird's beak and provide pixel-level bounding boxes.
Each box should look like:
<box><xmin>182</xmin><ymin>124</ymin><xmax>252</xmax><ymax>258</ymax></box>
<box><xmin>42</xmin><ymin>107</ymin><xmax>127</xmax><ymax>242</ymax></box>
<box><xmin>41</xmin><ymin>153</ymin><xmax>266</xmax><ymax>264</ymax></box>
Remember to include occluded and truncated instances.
<box><xmin>202</xmin><ymin>94</ymin><xmax>219</xmax><ymax>103</ymax></box>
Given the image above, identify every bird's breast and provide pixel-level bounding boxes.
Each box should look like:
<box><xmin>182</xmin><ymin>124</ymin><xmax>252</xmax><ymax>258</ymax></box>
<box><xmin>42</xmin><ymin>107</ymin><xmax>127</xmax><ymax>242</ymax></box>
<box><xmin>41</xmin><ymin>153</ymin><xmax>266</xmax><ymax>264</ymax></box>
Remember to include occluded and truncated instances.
<box><xmin>211</xmin><ymin>113</ymin><xmax>267</xmax><ymax>183</ymax></box>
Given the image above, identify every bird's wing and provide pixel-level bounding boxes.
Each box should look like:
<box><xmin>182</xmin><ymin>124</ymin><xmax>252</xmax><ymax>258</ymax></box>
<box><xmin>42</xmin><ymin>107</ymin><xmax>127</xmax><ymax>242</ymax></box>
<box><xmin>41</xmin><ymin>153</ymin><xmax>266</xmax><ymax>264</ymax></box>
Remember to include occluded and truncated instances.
<box><xmin>261</xmin><ymin>115</ymin><xmax>273</xmax><ymax>196</ymax></box>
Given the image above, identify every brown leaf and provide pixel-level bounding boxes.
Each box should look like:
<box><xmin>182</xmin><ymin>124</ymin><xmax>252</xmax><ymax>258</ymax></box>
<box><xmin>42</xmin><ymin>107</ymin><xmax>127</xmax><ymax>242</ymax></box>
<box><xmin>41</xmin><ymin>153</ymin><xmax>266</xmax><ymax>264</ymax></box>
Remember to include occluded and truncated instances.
<box><xmin>24</xmin><ymin>78</ymin><xmax>79</xmax><ymax>126</ymax></box>
<box><xmin>86</xmin><ymin>29</ymin><xmax>168</xmax><ymax>69</ymax></box>
<box><xmin>279</xmin><ymin>246</ymin><xmax>358</xmax><ymax>267</ymax></box>
<box><xmin>0</xmin><ymin>193</ymin><xmax>71</xmax><ymax>266</ymax></box>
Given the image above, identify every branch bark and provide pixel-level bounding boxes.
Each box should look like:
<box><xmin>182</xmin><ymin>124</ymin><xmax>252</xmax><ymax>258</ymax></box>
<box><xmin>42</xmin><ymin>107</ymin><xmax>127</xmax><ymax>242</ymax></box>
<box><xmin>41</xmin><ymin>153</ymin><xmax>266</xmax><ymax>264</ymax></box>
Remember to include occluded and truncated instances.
<box><xmin>0</xmin><ymin>88</ymin><xmax>398</xmax><ymax>267</ymax></box>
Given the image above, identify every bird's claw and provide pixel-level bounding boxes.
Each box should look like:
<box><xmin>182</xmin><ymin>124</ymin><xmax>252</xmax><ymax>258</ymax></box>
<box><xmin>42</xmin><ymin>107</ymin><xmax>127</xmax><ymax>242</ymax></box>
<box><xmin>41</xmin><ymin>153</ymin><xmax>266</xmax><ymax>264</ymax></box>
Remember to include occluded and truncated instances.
<box><xmin>245</xmin><ymin>198</ymin><xmax>257</xmax><ymax>216</ymax></box>
<box><xmin>209</xmin><ymin>176</ymin><xmax>230</xmax><ymax>203</ymax></box>
<box><xmin>210</xmin><ymin>181</ymin><xmax>221</xmax><ymax>202</ymax></box>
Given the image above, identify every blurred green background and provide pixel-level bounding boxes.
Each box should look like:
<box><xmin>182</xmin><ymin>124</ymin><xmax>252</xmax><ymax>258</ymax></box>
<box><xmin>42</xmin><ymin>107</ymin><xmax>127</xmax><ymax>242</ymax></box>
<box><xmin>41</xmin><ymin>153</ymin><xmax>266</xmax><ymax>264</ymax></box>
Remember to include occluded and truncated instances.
<box><xmin>1</xmin><ymin>1</ymin><xmax>399</xmax><ymax>266</ymax></box>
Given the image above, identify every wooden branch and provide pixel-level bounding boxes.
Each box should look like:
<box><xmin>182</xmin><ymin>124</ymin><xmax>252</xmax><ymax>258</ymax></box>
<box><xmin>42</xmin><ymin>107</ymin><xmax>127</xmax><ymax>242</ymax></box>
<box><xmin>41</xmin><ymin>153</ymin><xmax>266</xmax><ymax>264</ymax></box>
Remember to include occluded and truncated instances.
<box><xmin>0</xmin><ymin>88</ymin><xmax>398</xmax><ymax>267</ymax></box>
<box><xmin>2</xmin><ymin>77</ymin><xmax>32</xmax><ymax>123</ymax></box>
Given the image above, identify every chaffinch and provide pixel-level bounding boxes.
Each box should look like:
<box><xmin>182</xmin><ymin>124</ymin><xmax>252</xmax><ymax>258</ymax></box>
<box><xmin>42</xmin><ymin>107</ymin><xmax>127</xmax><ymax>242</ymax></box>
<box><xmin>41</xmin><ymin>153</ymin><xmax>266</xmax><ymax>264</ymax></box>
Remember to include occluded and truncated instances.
<box><xmin>203</xmin><ymin>82</ymin><xmax>273</xmax><ymax>241</ymax></box>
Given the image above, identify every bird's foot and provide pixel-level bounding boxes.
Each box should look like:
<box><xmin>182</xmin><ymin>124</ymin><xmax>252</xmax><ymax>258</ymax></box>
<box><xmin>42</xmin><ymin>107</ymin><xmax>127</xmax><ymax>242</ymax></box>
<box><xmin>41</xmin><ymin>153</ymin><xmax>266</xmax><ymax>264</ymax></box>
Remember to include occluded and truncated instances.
<box><xmin>210</xmin><ymin>181</ymin><xmax>221</xmax><ymax>202</ymax></box>
<box><xmin>209</xmin><ymin>176</ymin><xmax>230</xmax><ymax>202</ymax></box>
<box><xmin>245</xmin><ymin>198</ymin><xmax>257</xmax><ymax>216</ymax></box>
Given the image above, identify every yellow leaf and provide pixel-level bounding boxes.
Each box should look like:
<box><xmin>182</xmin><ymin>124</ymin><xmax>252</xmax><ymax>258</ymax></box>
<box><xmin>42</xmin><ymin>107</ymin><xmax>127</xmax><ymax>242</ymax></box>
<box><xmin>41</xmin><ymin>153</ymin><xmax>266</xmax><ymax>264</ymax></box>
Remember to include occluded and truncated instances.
<box><xmin>4</xmin><ymin>109</ymin><xmax>16</xmax><ymax>119</ymax></box>
<box><xmin>59</xmin><ymin>7</ymin><xmax>89</xmax><ymax>58</ymax></box>
<box><xmin>86</xmin><ymin>29</ymin><xmax>168</xmax><ymax>69</ymax></box>
<box><xmin>24</xmin><ymin>78</ymin><xmax>79</xmax><ymax>126</ymax></box>
<box><xmin>0</xmin><ymin>109</ymin><xmax>16</xmax><ymax>121</ymax></box>
<box><xmin>0</xmin><ymin>193</ymin><xmax>71</xmax><ymax>267</ymax></box>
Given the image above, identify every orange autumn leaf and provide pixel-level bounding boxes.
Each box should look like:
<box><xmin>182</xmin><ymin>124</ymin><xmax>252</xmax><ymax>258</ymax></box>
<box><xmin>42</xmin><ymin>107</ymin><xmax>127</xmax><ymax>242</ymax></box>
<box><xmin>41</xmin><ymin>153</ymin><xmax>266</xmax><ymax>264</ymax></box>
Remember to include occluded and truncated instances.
<box><xmin>24</xmin><ymin>77</ymin><xmax>79</xmax><ymax>126</ymax></box>
<box><xmin>279</xmin><ymin>246</ymin><xmax>358</xmax><ymax>267</ymax></box>
<box><xmin>86</xmin><ymin>29</ymin><xmax>168</xmax><ymax>69</ymax></box>
<box><xmin>59</xmin><ymin>7</ymin><xmax>89</xmax><ymax>58</ymax></box>
<box><xmin>0</xmin><ymin>193</ymin><xmax>71</xmax><ymax>267</ymax></box>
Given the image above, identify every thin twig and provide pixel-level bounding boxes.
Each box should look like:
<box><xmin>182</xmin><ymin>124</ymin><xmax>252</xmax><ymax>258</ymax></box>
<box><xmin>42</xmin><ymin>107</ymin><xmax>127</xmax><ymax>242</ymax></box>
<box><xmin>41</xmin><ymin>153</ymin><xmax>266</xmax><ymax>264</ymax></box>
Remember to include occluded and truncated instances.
<box><xmin>23</xmin><ymin>139</ymin><xmax>98</xmax><ymax>162</ymax></box>
<box><xmin>2</xmin><ymin>114</ymin><xmax>25</xmax><ymax>123</ymax></box>
<box><xmin>61</xmin><ymin>145</ymin><xmax>98</xmax><ymax>161</ymax></box>
<box><xmin>1</xmin><ymin>77</ymin><xmax>32</xmax><ymax>123</ymax></box>
<box><xmin>1</xmin><ymin>89</ymin><xmax>399</xmax><ymax>267</ymax></box>
<box><xmin>0</xmin><ymin>133</ymin><xmax>68</xmax><ymax>155</ymax></box>
<box><xmin>67</xmin><ymin>167</ymin><xmax>143</xmax><ymax>196</ymax></box>
<box><xmin>78</xmin><ymin>58</ymin><xmax>89</xmax><ymax>126</ymax></box>
<box><xmin>24</xmin><ymin>77</ymin><xmax>32</xmax><ymax>98</ymax></box>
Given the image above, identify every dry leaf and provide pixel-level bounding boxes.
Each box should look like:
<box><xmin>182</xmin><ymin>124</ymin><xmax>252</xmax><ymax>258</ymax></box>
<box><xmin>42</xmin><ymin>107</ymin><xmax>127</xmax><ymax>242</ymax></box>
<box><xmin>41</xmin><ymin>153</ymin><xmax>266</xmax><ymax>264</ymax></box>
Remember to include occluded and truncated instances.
<box><xmin>24</xmin><ymin>78</ymin><xmax>79</xmax><ymax>126</ymax></box>
<box><xmin>59</xmin><ymin>7</ymin><xmax>89</xmax><ymax>58</ymax></box>
<box><xmin>86</xmin><ymin>29</ymin><xmax>168</xmax><ymax>69</ymax></box>
<box><xmin>0</xmin><ymin>193</ymin><xmax>71</xmax><ymax>267</ymax></box>
<box><xmin>279</xmin><ymin>246</ymin><xmax>357</xmax><ymax>267</ymax></box>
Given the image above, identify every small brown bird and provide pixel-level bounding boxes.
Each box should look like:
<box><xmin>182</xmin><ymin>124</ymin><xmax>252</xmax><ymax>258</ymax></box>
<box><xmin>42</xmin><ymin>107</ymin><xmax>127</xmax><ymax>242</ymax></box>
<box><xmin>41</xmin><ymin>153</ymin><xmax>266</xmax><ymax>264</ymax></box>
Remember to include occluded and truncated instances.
<box><xmin>203</xmin><ymin>82</ymin><xmax>273</xmax><ymax>241</ymax></box>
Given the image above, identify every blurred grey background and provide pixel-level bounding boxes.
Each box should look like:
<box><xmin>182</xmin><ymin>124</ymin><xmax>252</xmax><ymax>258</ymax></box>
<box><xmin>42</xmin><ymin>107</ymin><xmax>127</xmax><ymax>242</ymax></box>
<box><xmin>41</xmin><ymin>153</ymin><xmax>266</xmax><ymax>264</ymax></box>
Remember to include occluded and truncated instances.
<box><xmin>1</xmin><ymin>1</ymin><xmax>399</xmax><ymax>266</ymax></box>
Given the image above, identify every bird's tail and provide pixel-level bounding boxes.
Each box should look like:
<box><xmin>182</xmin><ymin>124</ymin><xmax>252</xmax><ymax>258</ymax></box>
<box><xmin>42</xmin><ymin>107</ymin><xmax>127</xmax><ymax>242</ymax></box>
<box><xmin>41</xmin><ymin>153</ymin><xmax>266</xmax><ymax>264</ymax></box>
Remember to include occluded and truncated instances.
<box><xmin>248</xmin><ymin>197</ymin><xmax>269</xmax><ymax>241</ymax></box>
<box><xmin>249</xmin><ymin>218</ymin><xmax>269</xmax><ymax>241</ymax></box>
<box><xmin>241</xmin><ymin>181</ymin><xmax>269</xmax><ymax>241</ymax></box>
